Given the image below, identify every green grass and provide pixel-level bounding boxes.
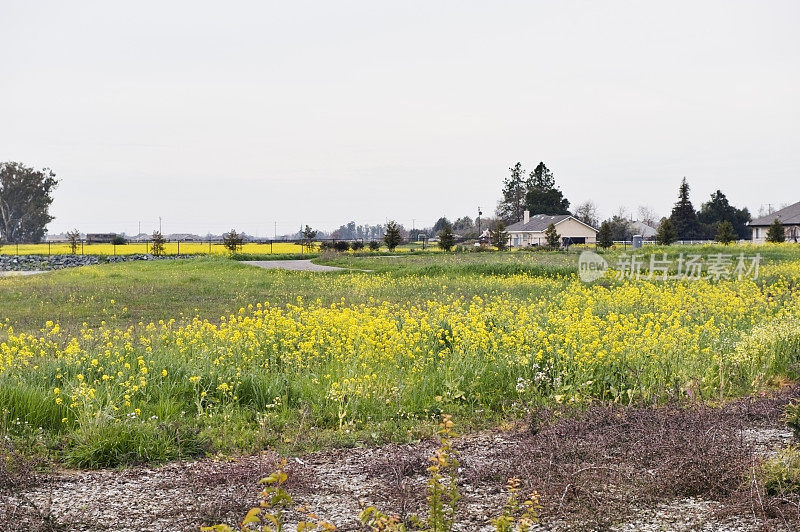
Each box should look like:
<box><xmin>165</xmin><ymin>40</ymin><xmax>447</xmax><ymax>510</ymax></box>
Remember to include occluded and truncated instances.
<box><xmin>2</xmin><ymin>244</ymin><xmax>800</xmax><ymax>468</ymax></box>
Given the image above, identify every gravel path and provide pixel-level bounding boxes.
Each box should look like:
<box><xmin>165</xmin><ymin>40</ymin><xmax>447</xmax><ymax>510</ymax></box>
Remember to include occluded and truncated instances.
<box><xmin>4</xmin><ymin>390</ymin><xmax>799</xmax><ymax>531</ymax></box>
<box><xmin>0</xmin><ymin>270</ymin><xmax>47</xmax><ymax>277</ymax></box>
<box><xmin>242</xmin><ymin>260</ymin><xmax>357</xmax><ymax>272</ymax></box>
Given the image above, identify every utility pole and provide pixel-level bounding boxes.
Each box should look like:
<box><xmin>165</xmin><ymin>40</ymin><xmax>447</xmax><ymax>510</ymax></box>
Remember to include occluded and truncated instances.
<box><xmin>159</xmin><ymin>216</ymin><xmax>162</xmax><ymax>233</ymax></box>
<box><xmin>477</xmin><ymin>206</ymin><xmax>483</xmax><ymax>235</ymax></box>
<box><xmin>274</xmin><ymin>221</ymin><xmax>277</xmax><ymax>240</ymax></box>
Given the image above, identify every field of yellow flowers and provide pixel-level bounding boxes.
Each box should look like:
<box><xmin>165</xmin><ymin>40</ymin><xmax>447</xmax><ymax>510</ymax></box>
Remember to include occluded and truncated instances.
<box><xmin>1</xmin><ymin>246</ymin><xmax>800</xmax><ymax>467</ymax></box>
<box><xmin>2</xmin><ymin>241</ymin><xmax>307</xmax><ymax>256</ymax></box>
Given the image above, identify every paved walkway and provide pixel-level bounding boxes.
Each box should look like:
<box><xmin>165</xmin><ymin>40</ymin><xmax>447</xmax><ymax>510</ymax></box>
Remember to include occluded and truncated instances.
<box><xmin>242</xmin><ymin>260</ymin><xmax>349</xmax><ymax>272</ymax></box>
<box><xmin>0</xmin><ymin>270</ymin><xmax>47</xmax><ymax>277</ymax></box>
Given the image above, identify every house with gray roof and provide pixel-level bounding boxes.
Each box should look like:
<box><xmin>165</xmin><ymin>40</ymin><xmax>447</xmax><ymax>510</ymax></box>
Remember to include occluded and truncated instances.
<box><xmin>505</xmin><ymin>211</ymin><xmax>598</xmax><ymax>247</ymax></box>
<box><xmin>749</xmin><ymin>201</ymin><xmax>800</xmax><ymax>243</ymax></box>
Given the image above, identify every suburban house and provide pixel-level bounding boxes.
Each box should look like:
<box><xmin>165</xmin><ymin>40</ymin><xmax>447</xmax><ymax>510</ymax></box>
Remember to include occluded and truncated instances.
<box><xmin>628</xmin><ymin>220</ymin><xmax>658</xmax><ymax>240</ymax></box>
<box><xmin>505</xmin><ymin>211</ymin><xmax>598</xmax><ymax>247</ymax></box>
<box><xmin>749</xmin><ymin>201</ymin><xmax>800</xmax><ymax>243</ymax></box>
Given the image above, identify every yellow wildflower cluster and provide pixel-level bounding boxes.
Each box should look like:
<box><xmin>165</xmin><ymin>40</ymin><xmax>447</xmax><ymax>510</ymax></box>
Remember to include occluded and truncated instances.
<box><xmin>1</xmin><ymin>262</ymin><xmax>799</xmax><ymax>429</ymax></box>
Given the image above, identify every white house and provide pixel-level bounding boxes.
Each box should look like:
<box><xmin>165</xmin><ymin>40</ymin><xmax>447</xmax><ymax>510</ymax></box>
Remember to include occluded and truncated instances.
<box><xmin>749</xmin><ymin>201</ymin><xmax>800</xmax><ymax>243</ymax></box>
<box><xmin>505</xmin><ymin>211</ymin><xmax>598</xmax><ymax>247</ymax></box>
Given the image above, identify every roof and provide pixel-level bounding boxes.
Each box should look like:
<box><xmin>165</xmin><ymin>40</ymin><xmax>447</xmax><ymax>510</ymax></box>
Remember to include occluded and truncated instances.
<box><xmin>629</xmin><ymin>220</ymin><xmax>658</xmax><ymax>238</ymax></box>
<box><xmin>506</xmin><ymin>214</ymin><xmax>597</xmax><ymax>233</ymax></box>
<box><xmin>750</xmin><ymin>201</ymin><xmax>800</xmax><ymax>226</ymax></box>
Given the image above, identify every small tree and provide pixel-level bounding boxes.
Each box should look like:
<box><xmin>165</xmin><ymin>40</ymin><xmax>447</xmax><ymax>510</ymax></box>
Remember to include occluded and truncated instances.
<box><xmin>655</xmin><ymin>218</ymin><xmax>677</xmax><ymax>245</ymax></box>
<box><xmin>301</xmin><ymin>225</ymin><xmax>317</xmax><ymax>252</ymax></box>
<box><xmin>333</xmin><ymin>241</ymin><xmax>350</xmax><ymax>252</ymax></box>
<box><xmin>351</xmin><ymin>240</ymin><xmax>365</xmax><ymax>251</ymax></box>
<box><xmin>368</xmin><ymin>240</ymin><xmax>380</xmax><ymax>251</ymax></box>
<box><xmin>544</xmin><ymin>223</ymin><xmax>560</xmax><ymax>249</ymax></box>
<box><xmin>438</xmin><ymin>222</ymin><xmax>456</xmax><ymax>251</ymax></box>
<box><xmin>383</xmin><ymin>220</ymin><xmax>402</xmax><ymax>251</ymax></box>
<box><xmin>766</xmin><ymin>218</ymin><xmax>786</xmax><ymax>243</ymax></box>
<box><xmin>490</xmin><ymin>222</ymin><xmax>509</xmax><ymax>250</ymax></box>
<box><xmin>222</xmin><ymin>229</ymin><xmax>244</xmax><ymax>253</ymax></box>
<box><xmin>715</xmin><ymin>220</ymin><xmax>736</xmax><ymax>245</ymax></box>
<box><xmin>151</xmin><ymin>230</ymin><xmax>166</xmax><ymax>256</ymax></box>
<box><xmin>66</xmin><ymin>229</ymin><xmax>81</xmax><ymax>254</ymax></box>
<box><xmin>597</xmin><ymin>221</ymin><xmax>613</xmax><ymax>249</ymax></box>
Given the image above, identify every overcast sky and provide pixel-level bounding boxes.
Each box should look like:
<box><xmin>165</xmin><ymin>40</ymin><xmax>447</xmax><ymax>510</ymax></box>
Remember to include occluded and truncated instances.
<box><xmin>2</xmin><ymin>0</ymin><xmax>798</xmax><ymax>236</ymax></box>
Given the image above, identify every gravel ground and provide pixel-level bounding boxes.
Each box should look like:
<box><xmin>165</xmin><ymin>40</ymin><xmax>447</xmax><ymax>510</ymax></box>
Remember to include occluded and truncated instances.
<box><xmin>3</xmin><ymin>390</ymin><xmax>800</xmax><ymax>532</ymax></box>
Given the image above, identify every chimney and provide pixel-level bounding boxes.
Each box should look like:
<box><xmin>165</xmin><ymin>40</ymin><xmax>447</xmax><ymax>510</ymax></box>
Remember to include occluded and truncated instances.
<box><xmin>523</xmin><ymin>210</ymin><xmax>530</xmax><ymax>224</ymax></box>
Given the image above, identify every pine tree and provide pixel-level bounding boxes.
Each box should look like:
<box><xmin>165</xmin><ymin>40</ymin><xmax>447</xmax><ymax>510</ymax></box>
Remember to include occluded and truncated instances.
<box><xmin>490</xmin><ymin>222</ymin><xmax>509</xmax><ymax>250</ymax></box>
<box><xmin>496</xmin><ymin>162</ymin><xmax>526</xmax><ymax>223</ymax></box>
<box><xmin>438</xmin><ymin>222</ymin><xmax>455</xmax><ymax>251</ymax></box>
<box><xmin>544</xmin><ymin>223</ymin><xmax>560</xmax><ymax>248</ymax></box>
<box><xmin>715</xmin><ymin>220</ymin><xmax>736</xmax><ymax>245</ymax></box>
<box><xmin>222</xmin><ymin>229</ymin><xmax>244</xmax><ymax>253</ymax></box>
<box><xmin>383</xmin><ymin>220</ymin><xmax>403</xmax><ymax>251</ymax></box>
<box><xmin>766</xmin><ymin>218</ymin><xmax>786</xmax><ymax>243</ymax></box>
<box><xmin>698</xmin><ymin>190</ymin><xmax>751</xmax><ymax>239</ymax></box>
<box><xmin>669</xmin><ymin>178</ymin><xmax>701</xmax><ymax>240</ymax></box>
<box><xmin>525</xmin><ymin>162</ymin><xmax>570</xmax><ymax>215</ymax></box>
<box><xmin>597</xmin><ymin>221</ymin><xmax>613</xmax><ymax>249</ymax></box>
<box><xmin>655</xmin><ymin>218</ymin><xmax>677</xmax><ymax>245</ymax></box>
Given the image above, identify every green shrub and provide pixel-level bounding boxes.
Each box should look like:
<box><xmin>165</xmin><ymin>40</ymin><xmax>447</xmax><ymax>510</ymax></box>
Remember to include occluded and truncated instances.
<box><xmin>760</xmin><ymin>445</ymin><xmax>800</xmax><ymax>495</ymax></box>
<box><xmin>65</xmin><ymin>419</ymin><xmax>208</xmax><ymax>468</ymax></box>
<box><xmin>786</xmin><ymin>401</ymin><xmax>800</xmax><ymax>440</ymax></box>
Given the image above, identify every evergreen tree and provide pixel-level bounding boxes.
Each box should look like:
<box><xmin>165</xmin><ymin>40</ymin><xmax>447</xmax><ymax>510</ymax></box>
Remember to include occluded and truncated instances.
<box><xmin>496</xmin><ymin>162</ymin><xmax>526</xmax><ymax>223</ymax></box>
<box><xmin>698</xmin><ymin>190</ymin><xmax>751</xmax><ymax>239</ymax></box>
<box><xmin>607</xmin><ymin>215</ymin><xmax>633</xmax><ymax>241</ymax></box>
<box><xmin>597</xmin><ymin>220</ymin><xmax>613</xmax><ymax>249</ymax></box>
<box><xmin>669</xmin><ymin>178</ymin><xmax>702</xmax><ymax>240</ymax></box>
<box><xmin>452</xmin><ymin>216</ymin><xmax>474</xmax><ymax>231</ymax></box>
<box><xmin>222</xmin><ymin>229</ymin><xmax>244</xmax><ymax>253</ymax></box>
<box><xmin>433</xmin><ymin>217</ymin><xmax>451</xmax><ymax>234</ymax></box>
<box><xmin>490</xmin><ymin>222</ymin><xmax>509</xmax><ymax>250</ymax></box>
<box><xmin>715</xmin><ymin>220</ymin><xmax>736</xmax><ymax>244</ymax></box>
<box><xmin>525</xmin><ymin>162</ymin><xmax>570</xmax><ymax>215</ymax></box>
<box><xmin>438</xmin><ymin>222</ymin><xmax>455</xmax><ymax>251</ymax></box>
<box><xmin>766</xmin><ymin>218</ymin><xmax>786</xmax><ymax>243</ymax></box>
<box><xmin>544</xmin><ymin>223</ymin><xmax>560</xmax><ymax>248</ymax></box>
<box><xmin>383</xmin><ymin>220</ymin><xmax>403</xmax><ymax>251</ymax></box>
<box><xmin>655</xmin><ymin>218</ymin><xmax>677</xmax><ymax>245</ymax></box>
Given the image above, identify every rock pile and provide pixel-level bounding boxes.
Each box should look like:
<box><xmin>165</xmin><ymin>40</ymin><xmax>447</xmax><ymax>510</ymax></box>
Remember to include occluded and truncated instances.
<box><xmin>0</xmin><ymin>254</ymin><xmax>182</xmax><ymax>271</ymax></box>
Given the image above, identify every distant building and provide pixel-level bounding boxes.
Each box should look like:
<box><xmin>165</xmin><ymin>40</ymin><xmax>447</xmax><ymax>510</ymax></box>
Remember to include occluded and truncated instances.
<box><xmin>749</xmin><ymin>201</ymin><xmax>800</xmax><ymax>243</ymax></box>
<box><xmin>85</xmin><ymin>233</ymin><xmax>117</xmax><ymax>243</ymax></box>
<box><xmin>167</xmin><ymin>233</ymin><xmax>202</xmax><ymax>241</ymax></box>
<box><xmin>628</xmin><ymin>220</ymin><xmax>658</xmax><ymax>240</ymax></box>
<box><xmin>506</xmin><ymin>211</ymin><xmax>598</xmax><ymax>247</ymax></box>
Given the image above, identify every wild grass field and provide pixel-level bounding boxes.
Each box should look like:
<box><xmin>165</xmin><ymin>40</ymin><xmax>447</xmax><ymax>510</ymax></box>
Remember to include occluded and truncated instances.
<box><xmin>1</xmin><ymin>244</ymin><xmax>800</xmax><ymax>470</ymax></box>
